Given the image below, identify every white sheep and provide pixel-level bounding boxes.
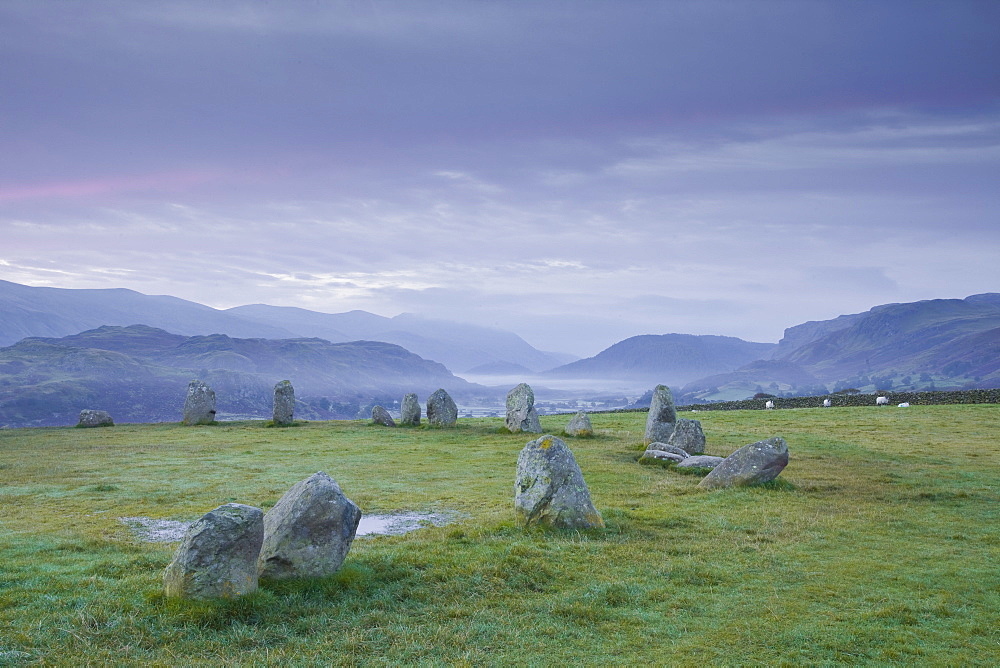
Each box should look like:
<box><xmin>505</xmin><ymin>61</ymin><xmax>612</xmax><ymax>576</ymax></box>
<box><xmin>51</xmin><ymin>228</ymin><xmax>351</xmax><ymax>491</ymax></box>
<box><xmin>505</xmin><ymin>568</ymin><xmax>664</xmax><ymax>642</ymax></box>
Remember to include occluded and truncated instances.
<box><xmin>898</xmin><ymin>402</ymin><xmax>910</xmax><ymax>408</ymax></box>
<box><xmin>876</xmin><ymin>396</ymin><xmax>889</xmax><ymax>406</ymax></box>
<box><xmin>765</xmin><ymin>400</ymin><xmax>775</xmax><ymax>410</ymax></box>
<box><xmin>822</xmin><ymin>398</ymin><xmax>832</xmax><ymax>408</ymax></box>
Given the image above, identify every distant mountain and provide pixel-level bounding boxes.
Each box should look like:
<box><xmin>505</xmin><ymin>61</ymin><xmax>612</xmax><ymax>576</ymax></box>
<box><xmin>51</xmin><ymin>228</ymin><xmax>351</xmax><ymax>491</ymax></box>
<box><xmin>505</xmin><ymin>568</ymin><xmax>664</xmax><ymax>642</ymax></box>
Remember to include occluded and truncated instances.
<box><xmin>0</xmin><ymin>280</ymin><xmax>574</xmax><ymax>374</ymax></box>
<box><xmin>225</xmin><ymin>305</ymin><xmax>574</xmax><ymax>373</ymax></box>
<box><xmin>679</xmin><ymin>294</ymin><xmax>1000</xmax><ymax>401</ymax></box>
<box><xmin>0</xmin><ymin>279</ymin><xmax>296</xmax><ymax>345</ymax></box>
<box><xmin>0</xmin><ymin>325</ymin><xmax>487</xmax><ymax>428</ymax></box>
<box><xmin>543</xmin><ymin>334</ymin><xmax>776</xmax><ymax>386</ymax></box>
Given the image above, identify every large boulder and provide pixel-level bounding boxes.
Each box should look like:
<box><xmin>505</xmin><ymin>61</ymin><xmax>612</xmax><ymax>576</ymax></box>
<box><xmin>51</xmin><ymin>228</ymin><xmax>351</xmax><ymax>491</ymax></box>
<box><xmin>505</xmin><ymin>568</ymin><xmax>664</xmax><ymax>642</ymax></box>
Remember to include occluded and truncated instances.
<box><xmin>667</xmin><ymin>419</ymin><xmax>706</xmax><ymax>455</ymax></box>
<box><xmin>399</xmin><ymin>393</ymin><xmax>421</xmax><ymax>426</ymax></box>
<box><xmin>698</xmin><ymin>437</ymin><xmax>789</xmax><ymax>489</ymax></box>
<box><xmin>258</xmin><ymin>471</ymin><xmax>362</xmax><ymax>579</ymax></box>
<box><xmin>372</xmin><ymin>405</ymin><xmax>396</xmax><ymax>427</ymax></box>
<box><xmin>643</xmin><ymin>385</ymin><xmax>677</xmax><ymax>445</ymax></box>
<box><xmin>77</xmin><ymin>409</ymin><xmax>114</xmax><ymax>428</ymax></box>
<box><xmin>505</xmin><ymin>383</ymin><xmax>542</xmax><ymax>433</ymax></box>
<box><xmin>426</xmin><ymin>389</ymin><xmax>458</xmax><ymax>427</ymax></box>
<box><xmin>514</xmin><ymin>435</ymin><xmax>604</xmax><ymax>529</ymax></box>
<box><xmin>183</xmin><ymin>380</ymin><xmax>216</xmax><ymax>425</ymax></box>
<box><xmin>163</xmin><ymin>503</ymin><xmax>264</xmax><ymax>599</ymax></box>
<box><xmin>272</xmin><ymin>380</ymin><xmax>295</xmax><ymax>426</ymax></box>
<box><xmin>564</xmin><ymin>410</ymin><xmax>594</xmax><ymax>437</ymax></box>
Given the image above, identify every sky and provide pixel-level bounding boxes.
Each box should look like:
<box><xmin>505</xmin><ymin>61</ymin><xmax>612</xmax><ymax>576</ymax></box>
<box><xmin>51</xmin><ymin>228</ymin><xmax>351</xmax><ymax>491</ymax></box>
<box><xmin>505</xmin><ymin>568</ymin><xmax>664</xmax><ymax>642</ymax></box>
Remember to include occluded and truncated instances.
<box><xmin>2</xmin><ymin>0</ymin><xmax>999</xmax><ymax>357</ymax></box>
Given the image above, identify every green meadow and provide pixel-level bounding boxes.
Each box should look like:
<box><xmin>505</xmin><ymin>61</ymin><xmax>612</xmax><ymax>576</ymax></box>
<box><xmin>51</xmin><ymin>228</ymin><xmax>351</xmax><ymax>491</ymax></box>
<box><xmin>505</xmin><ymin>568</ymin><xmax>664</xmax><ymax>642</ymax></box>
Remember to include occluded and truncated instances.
<box><xmin>1</xmin><ymin>405</ymin><xmax>998</xmax><ymax>665</ymax></box>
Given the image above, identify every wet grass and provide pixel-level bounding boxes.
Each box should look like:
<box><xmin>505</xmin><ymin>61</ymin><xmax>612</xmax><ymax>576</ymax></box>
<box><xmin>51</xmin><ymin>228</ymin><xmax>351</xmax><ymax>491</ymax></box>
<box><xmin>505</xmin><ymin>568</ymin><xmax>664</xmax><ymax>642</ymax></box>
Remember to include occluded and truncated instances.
<box><xmin>1</xmin><ymin>405</ymin><xmax>998</xmax><ymax>664</ymax></box>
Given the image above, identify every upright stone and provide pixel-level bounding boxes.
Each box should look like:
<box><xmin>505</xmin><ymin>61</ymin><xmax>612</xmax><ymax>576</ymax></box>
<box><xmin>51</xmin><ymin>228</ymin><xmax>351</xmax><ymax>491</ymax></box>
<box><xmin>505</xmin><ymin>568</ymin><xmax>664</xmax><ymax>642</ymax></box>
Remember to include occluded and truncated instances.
<box><xmin>667</xmin><ymin>418</ymin><xmax>706</xmax><ymax>455</ymax></box>
<box><xmin>564</xmin><ymin>410</ymin><xmax>594</xmax><ymax>437</ymax></box>
<box><xmin>514</xmin><ymin>435</ymin><xmax>604</xmax><ymax>529</ymax></box>
<box><xmin>372</xmin><ymin>405</ymin><xmax>396</xmax><ymax>427</ymax></box>
<box><xmin>163</xmin><ymin>503</ymin><xmax>264</xmax><ymax>599</ymax></box>
<box><xmin>643</xmin><ymin>384</ymin><xmax>677</xmax><ymax>445</ymax></box>
<box><xmin>699</xmin><ymin>437</ymin><xmax>789</xmax><ymax>489</ymax></box>
<box><xmin>258</xmin><ymin>472</ymin><xmax>362</xmax><ymax>579</ymax></box>
<box><xmin>399</xmin><ymin>393</ymin><xmax>421</xmax><ymax>426</ymax></box>
<box><xmin>77</xmin><ymin>409</ymin><xmax>114</xmax><ymax>428</ymax></box>
<box><xmin>272</xmin><ymin>380</ymin><xmax>295</xmax><ymax>426</ymax></box>
<box><xmin>426</xmin><ymin>388</ymin><xmax>458</xmax><ymax>427</ymax></box>
<box><xmin>505</xmin><ymin>383</ymin><xmax>542</xmax><ymax>433</ymax></box>
<box><xmin>183</xmin><ymin>380</ymin><xmax>216</xmax><ymax>425</ymax></box>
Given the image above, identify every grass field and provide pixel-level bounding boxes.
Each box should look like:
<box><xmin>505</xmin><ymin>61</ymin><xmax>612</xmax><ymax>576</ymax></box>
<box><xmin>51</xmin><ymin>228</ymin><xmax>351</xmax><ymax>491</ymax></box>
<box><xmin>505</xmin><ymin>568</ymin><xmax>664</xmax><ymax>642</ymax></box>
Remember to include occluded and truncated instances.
<box><xmin>1</xmin><ymin>405</ymin><xmax>998</xmax><ymax>665</ymax></box>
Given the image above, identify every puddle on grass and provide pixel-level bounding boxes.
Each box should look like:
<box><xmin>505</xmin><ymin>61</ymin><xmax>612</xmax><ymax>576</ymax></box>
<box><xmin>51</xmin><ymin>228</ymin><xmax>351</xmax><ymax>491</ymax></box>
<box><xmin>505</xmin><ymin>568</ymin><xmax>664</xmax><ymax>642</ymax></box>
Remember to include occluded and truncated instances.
<box><xmin>120</xmin><ymin>511</ymin><xmax>462</xmax><ymax>543</ymax></box>
<box><xmin>355</xmin><ymin>511</ymin><xmax>461</xmax><ymax>537</ymax></box>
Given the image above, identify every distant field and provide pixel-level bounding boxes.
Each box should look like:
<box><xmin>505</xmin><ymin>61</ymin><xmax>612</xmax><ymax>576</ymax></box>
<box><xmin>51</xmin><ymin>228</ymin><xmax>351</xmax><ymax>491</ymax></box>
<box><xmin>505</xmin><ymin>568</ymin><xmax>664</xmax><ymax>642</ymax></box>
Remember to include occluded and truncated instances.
<box><xmin>1</xmin><ymin>406</ymin><xmax>998</xmax><ymax>665</ymax></box>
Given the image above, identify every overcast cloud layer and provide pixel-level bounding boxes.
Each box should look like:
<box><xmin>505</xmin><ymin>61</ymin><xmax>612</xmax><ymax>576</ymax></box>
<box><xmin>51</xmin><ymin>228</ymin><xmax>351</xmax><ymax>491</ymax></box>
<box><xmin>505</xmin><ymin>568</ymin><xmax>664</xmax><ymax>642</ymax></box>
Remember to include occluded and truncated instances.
<box><xmin>2</xmin><ymin>0</ymin><xmax>998</xmax><ymax>356</ymax></box>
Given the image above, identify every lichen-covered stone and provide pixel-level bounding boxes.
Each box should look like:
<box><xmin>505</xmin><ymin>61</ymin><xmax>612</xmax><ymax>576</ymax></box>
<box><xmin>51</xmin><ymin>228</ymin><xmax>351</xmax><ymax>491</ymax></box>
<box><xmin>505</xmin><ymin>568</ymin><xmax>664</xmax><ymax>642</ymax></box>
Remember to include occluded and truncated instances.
<box><xmin>505</xmin><ymin>383</ymin><xmax>542</xmax><ymax>433</ymax></box>
<box><xmin>400</xmin><ymin>393</ymin><xmax>421</xmax><ymax>426</ymax></box>
<box><xmin>514</xmin><ymin>435</ymin><xmax>604</xmax><ymax>529</ymax></box>
<box><xmin>272</xmin><ymin>380</ymin><xmax>295</xmax><ymax>426</ymax></box>
<box><xmin>426</xmin><ymin>388</ymin><xmax>457</xmax><ymax>427</ymax></box>
<box><xmin>163</xmin><ymin>503</ymin><xmax>264</xmax><ymax>599</ymax></box>
<box><xmin>77</xmin><ymin>409</ymin><xmax>114</xmax><ymax>428</ymax></box>
<box><xmin>564</xmin><ymin>410</ymin><xmax>593</xmax><ymax>437</ymax></box>
<box><xmin>667</xmin><ymin>418</ymin><xmax>706</xmax><ymax>455</ymax></box>
<box><xmin>258</xmin><ymin>472</ymin><xmax>362</xmax><ymax>579</ymax></box>
<box><xmin>183</xmin><ymin>380</ymin><xmax>216</xmax><ymax>425</ymax></box>
<box><xmin>372</xmin><ymin>405</ymin><xmax>396</xmax><ymax>427</ymax></box>
<box><xmin>698</xmin><ymin>437</ymin><xmax>789</xmax><ymax>489</ymax></box>
<box><xmin>643</xmin><ymin>385</ymin><xmax>676</xmax><ymax>445</ymax></box>
<box><xmin>677</xmin><ymin>455</ymin><xmax>724</xmax><ymax>469</ymax></box>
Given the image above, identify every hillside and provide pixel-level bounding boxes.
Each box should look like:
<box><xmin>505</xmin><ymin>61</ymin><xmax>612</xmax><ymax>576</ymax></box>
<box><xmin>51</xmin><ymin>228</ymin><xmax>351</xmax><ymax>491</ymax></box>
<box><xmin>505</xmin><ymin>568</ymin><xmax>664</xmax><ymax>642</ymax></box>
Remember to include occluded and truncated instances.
<box><xmin>543</xmin><ymin>334</ymin><xmax>776</xmax><ymax>386</ymax></box>
<box><xmin>0</xmin><ymin>325</ymin><xmax>486</xmax><ymax>428</ymax></box>
<box><xmin>0</xmin><ymin>280</ymin><xmax>571</xmax><ymax>374</ymax></box>
<box><xmin>679</xmin><ymin>294</ymin><xmax>1000</xmax><ymax>401</ymax></box>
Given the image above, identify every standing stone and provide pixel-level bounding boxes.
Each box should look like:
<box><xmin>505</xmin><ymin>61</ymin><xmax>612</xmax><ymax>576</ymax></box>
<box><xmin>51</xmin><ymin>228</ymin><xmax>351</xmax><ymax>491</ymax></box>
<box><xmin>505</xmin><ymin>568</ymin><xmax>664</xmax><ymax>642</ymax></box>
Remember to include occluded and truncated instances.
<box><xmin>400</xmin><ymin>393</ymin><xmax>421</xmax><ymax>426</ymax></box>
<box><xmin>426</xmin><ymin>388</ymin><xmax>458</xmax><ymax>427</ymax></box>
<box><xmin>564</xmin><ymin>410</ymin><xmax>594</xmax><ymax>437</ymax></box>
<box><xmin>505</xmin><ymin>383</ymin><xmax>542</xmax><ymax>433</ymax></box>
<box><xmin>163</xmin><ymin>503</ymin><xmax>264</xmax><ymax>599</ymax></box>
<box><xmin>258</xmin><ymin>472</ymin><xmax>362</xmax><ymax>579</ymax></box>
<box><xmin>699</xmin><ymin>437</ymin><xmax>789</xmax><ymax>489</ymax></box>
<box><xmin>667</xmin><ymin>418</ymin><xmax>706</xmax><ymax>455</ymax></box>
<box><xmin>183</xmin><ymin>380</ymin><xmax>216</xmax><ymax>425</ymax></box>
<box><xmin>643</xmin><ymin>385</ymin><xmax>677</xmax><ymax>445</ymax></box>
<box><xmin>514</xmin><ymin>435</ymin><xmax>604</xmax><ymax>529</ymax></box>
<box><xmin>272</xmin><ymin>380</ymin><xmax>295</xmax><ymax>426</ymax></box>
<box><xmin>77</xmin><ymin>409</ymin><xmax>114</xmax><ymax>428</ymax></box>
<box><xmin>371</xmin><ymin>405</ymin><xmax>396</xmax><ymax>427</ymax></box>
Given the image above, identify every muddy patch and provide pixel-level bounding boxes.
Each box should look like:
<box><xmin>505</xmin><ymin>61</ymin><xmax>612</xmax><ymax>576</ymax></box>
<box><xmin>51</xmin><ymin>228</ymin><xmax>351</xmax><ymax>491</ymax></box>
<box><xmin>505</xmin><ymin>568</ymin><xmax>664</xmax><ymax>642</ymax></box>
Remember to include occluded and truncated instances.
<box><xmin>121</xmin><ymin>510</ymin><xmax>462</xmax><ymax>542</ymax></box>
<box><xmin>119</xmin><ymin>516</ymin><xmax>191</xmax><ymax>542</ymax></box>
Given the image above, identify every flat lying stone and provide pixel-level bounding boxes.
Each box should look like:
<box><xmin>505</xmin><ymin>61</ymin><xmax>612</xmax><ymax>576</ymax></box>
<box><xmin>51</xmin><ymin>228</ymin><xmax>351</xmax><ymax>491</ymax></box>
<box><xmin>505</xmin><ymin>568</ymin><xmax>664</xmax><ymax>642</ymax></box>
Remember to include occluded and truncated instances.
<box><xmin>677</xmin><ymin>455</ymin><xmax>724</xmax><ymax>469</ymax></box>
